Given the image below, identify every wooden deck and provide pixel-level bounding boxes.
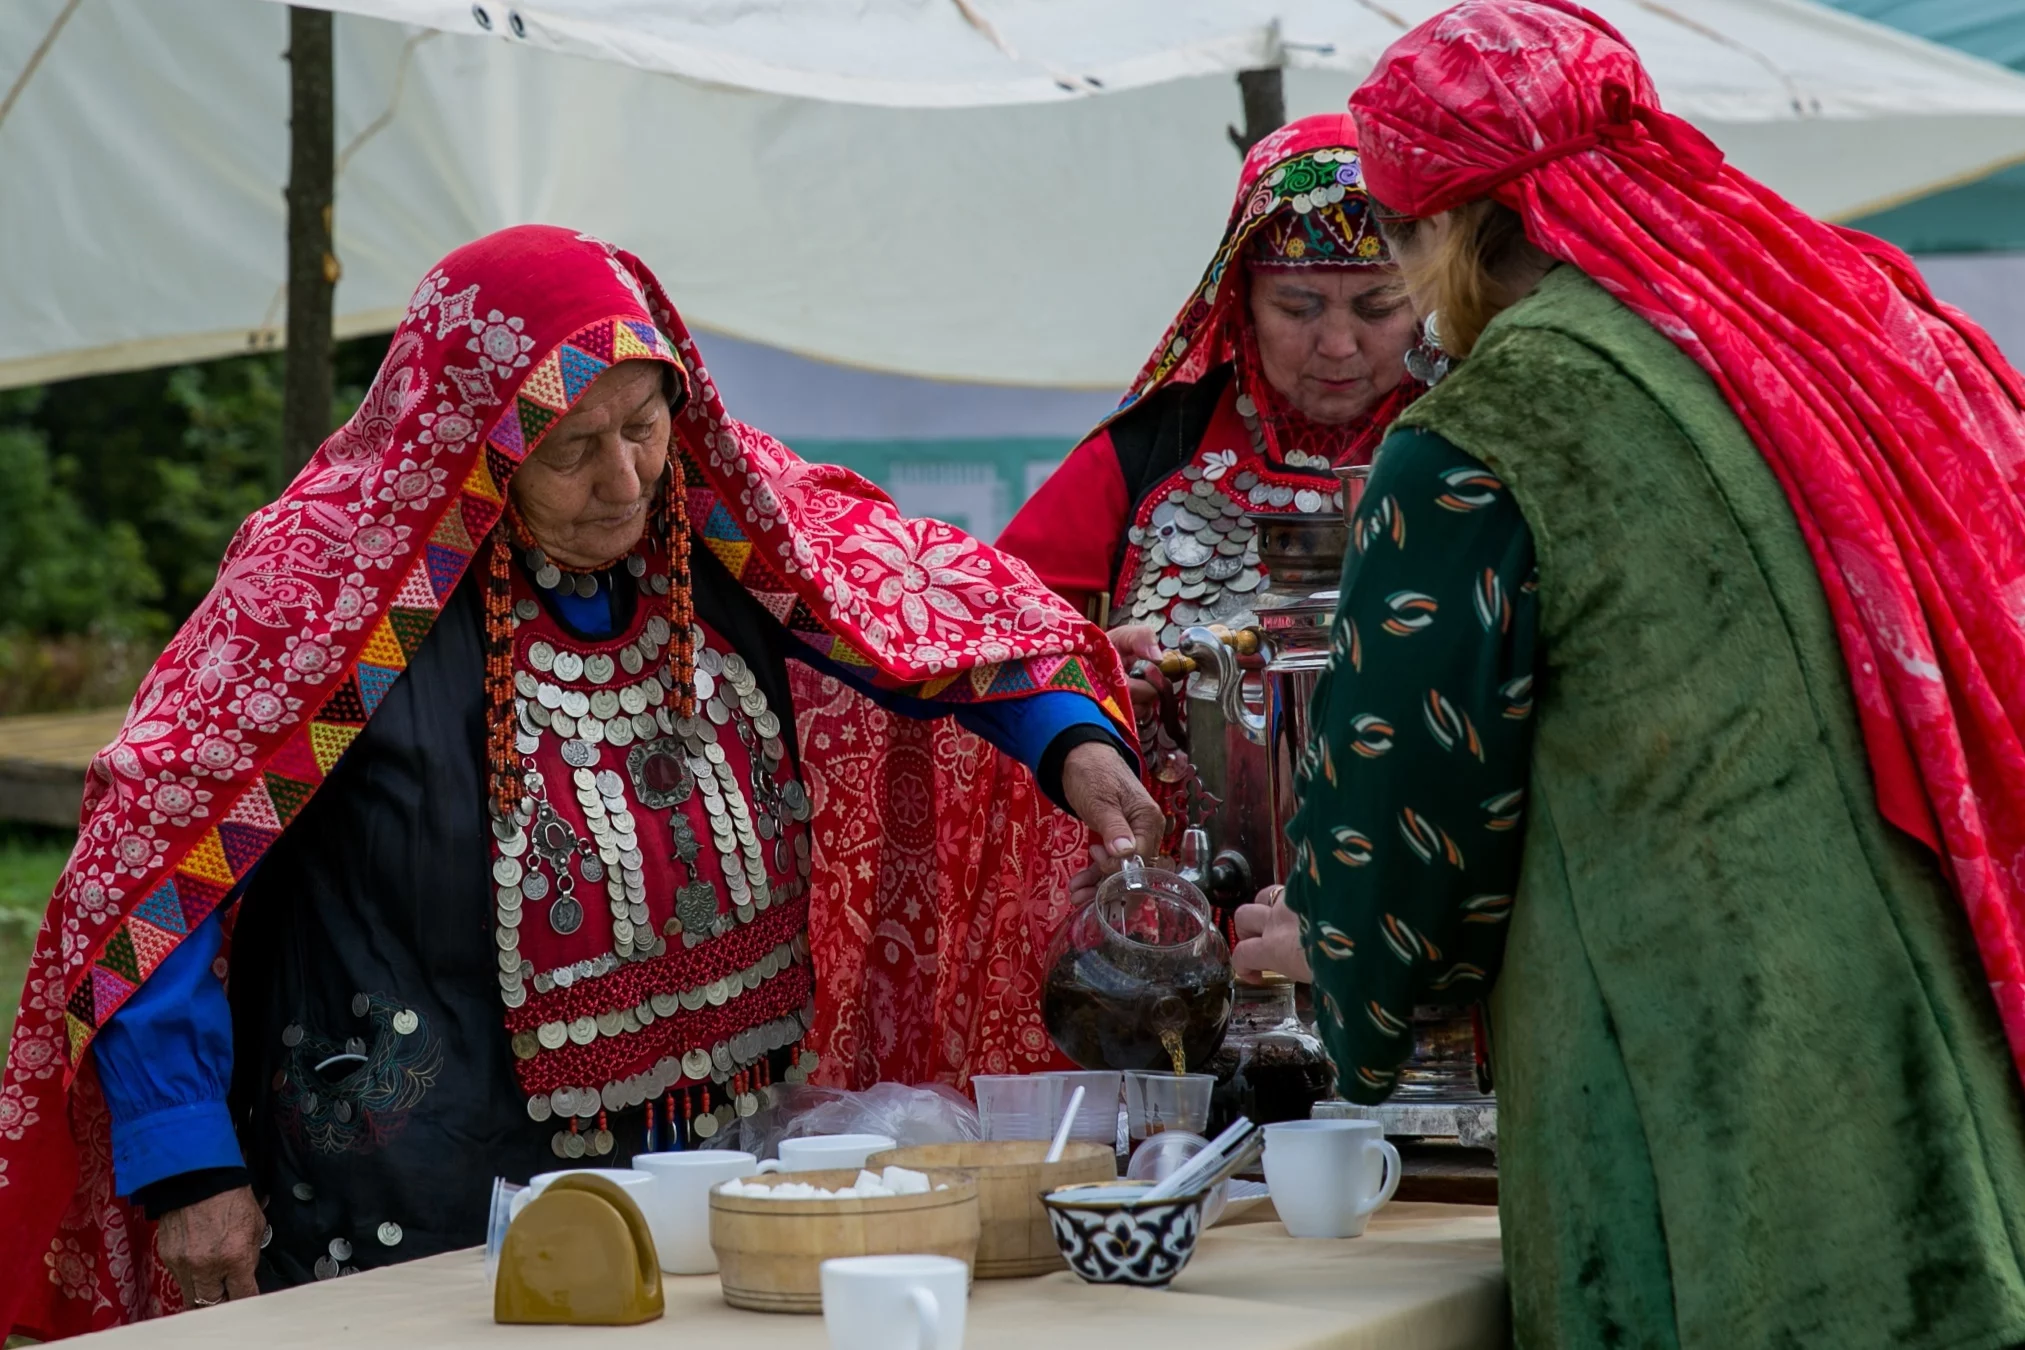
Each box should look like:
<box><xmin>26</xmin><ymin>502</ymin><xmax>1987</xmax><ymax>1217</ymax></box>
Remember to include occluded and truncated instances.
<box><xmin>0</xmin><ymin>709</ymin><xmax>124</xmax><ymax>827</ymax></box>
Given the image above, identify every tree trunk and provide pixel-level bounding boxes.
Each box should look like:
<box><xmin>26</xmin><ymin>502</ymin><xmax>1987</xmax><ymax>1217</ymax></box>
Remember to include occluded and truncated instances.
<box><xmin>282</xmin><ymin>5</ymin><xmax>336</xmax><ymax>483</ymax></box>
<box><xmin>1227</xmin><ymin>67</ymin><xmax>1286</xmax><ymax>157</ymax></box>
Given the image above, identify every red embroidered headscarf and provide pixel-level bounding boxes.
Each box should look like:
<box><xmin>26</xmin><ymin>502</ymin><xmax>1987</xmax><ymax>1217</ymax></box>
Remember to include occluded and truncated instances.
<box><xmin>1352</xmin><ymin>1</ymin><xmax>2025</xmax><ymax>1075</ymax></box>
<box><xmin>0</xmin><ymin>225</ymin><xmax>1127</xmax><ymax>1338</ymax></box>
<box><xmin>1123</xmin><ymin>112</ymin><xmax>1415</xmax><ymax>469</ymax></box>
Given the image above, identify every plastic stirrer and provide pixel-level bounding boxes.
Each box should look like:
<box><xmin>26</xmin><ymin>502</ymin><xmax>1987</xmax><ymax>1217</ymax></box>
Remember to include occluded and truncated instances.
<box><xmin>1045</xmin><ymin>1084</ymin><xmax>1086</xmax><ymax>1164</ymax></box>
<box><xmin>1141</xmin><ymin>1116</ymin><xmax>1254</xmax><ymax>1203</ymax></box>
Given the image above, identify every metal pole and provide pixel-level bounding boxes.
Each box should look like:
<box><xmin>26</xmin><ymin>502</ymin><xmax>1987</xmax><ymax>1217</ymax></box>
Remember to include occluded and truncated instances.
<box><xmin>282</xmin><ymin>6</ymin><xmax>336</xmax><ymax>482</ymax></box>
<box><xmin>1226</xmin><ymin>67</ymin><xmax>1286</xmax><ymax>157</ymax></box>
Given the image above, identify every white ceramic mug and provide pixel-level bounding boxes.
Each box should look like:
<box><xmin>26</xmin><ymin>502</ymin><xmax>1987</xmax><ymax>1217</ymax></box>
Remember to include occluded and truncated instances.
<box><xmin>757</xmin><ymin>1133</ymin><xmax>899</xmax><ymax>1173</ymax></box>
<box><xmin>821</xmin><ymin>1254</ymin><xmax>968</xmax><ymax>1350</ymax></box>
<box><xmin>1262</xmin><ymin>1119</ymin><xmax>1401</xmax><ymax>1239</ymax></box>
<box><xmin>632</xmin><ymin>1150</ymin><xmax>758</xmax><ymax>1274</ymax></box>
<box><xmin>509</xmin><ymin>1167</ymin><xmax>656</xmax><ymax>1222</ymax></box>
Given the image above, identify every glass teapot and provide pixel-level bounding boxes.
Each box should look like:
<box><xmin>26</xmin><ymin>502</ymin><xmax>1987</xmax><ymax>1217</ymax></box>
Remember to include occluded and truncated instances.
<box><xmin>1041</xmin><ymin>858</ymin><xmax>1235</xmax><ymax>1074</ymax></box>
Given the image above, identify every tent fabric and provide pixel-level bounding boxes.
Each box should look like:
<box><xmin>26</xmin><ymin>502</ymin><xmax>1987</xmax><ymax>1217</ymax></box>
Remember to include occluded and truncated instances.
<box><xmin>1833</xmin><ymin>0</ymin><xmax>2025</xmax><ymax>252</ymax></box>
<box><xmin>10</xmin><ymin>0</ymin><xmax>2025</xmax><ymax>390</ymax></box>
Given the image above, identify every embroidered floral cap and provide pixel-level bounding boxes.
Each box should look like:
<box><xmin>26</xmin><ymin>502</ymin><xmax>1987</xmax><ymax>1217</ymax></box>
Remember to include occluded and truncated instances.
<box><xmin>1244</xmin><ymin>150</ymin><xmax>1388</xmax><ymax>270</ymax></box>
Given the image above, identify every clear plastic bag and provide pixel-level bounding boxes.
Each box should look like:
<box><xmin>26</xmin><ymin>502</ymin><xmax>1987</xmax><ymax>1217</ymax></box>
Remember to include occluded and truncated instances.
<box><xmin>702</xmin><ymin>1082</ymin><xmax>981</xmax><ymax>1159</ymax></box>
<box><xmin>485</xmin><ymin>1178</ymin><xmax>525</xmax><ymax>1289</ymax></box>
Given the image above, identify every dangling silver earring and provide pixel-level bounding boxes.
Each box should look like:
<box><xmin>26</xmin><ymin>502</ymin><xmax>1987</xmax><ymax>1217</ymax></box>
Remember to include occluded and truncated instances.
<box><xmin>1405</xmin><ymin>311</ymin><xmax>1451</xmax><ymax>387</ymax></box>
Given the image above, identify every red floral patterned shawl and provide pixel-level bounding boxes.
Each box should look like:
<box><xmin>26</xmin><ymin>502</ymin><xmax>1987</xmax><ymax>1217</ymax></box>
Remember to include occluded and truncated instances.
<box><xmin>0</xmin><ymin>225</ymin><xmax>1127</xmax><ymax>1338</ymax></box>
<box><xmin>1352</xmin><ymin>1</ymin><xmax>2025</xmax><ymax>1077</ymax></box>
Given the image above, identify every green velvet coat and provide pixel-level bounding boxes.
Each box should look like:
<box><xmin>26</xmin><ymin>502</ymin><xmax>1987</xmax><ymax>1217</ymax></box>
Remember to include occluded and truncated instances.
<box><xmin>1394</xmin><ymin>267</ymin><xmax>2025</xmax><ymax>1349</ymax></box>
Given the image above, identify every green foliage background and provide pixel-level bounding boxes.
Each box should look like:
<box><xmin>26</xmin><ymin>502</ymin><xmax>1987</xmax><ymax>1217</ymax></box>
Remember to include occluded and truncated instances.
<box><xmin>0</xmin><ymin>338</ymin><xmax>389</xmax><ymax>715</ymax></box>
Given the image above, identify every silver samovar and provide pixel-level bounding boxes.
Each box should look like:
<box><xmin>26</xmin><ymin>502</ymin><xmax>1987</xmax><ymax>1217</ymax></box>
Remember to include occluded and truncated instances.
<box><xmin>1166</xmin><ymin>468</ymin><xmax>1496</xmax><ymax>1138</ymax></box>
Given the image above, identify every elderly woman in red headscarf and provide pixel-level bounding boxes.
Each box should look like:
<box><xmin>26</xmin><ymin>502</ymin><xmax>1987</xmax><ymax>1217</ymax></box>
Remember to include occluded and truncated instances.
<box><xmin>1230</xmin><ymin>3</ymin><xmax>2025</xmax><ymax>1347</ymax></box>
<box><xmin>0</xmin><ymin>227</ymin><xmax>1157</xmax><ymax>1336</ymax></box>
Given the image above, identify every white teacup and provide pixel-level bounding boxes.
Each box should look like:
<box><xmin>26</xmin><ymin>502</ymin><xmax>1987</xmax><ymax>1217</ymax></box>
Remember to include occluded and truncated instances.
<box><xmin>821</xmin><ymin>1254</ymin><xmax>968</xmax><ymax>1350</ymax></box>
<box><xmin>758</xmin><ymin>1134</ymin><xmax>899</xmax><ymax>1174</ymax></box>
<box><xmin>633</xmin><ymin>1150</ymin><xmax>758</xmax><ymax>1274</ymax></box>
<box><xmin>1262</xmin><ymin>1119</ymin><xmax>1401</xmax><ymax>1239</ymax></box>
<box><xmin>510</xmin><ymin>1167</ymin><xmax>657</xmax><ymax>1223</ymax></box>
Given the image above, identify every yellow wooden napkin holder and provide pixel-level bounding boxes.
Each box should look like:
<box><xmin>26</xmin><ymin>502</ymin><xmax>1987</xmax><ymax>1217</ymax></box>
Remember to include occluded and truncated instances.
<box><xmin>494</xmin><ymin>1172</ymin><xmax>665</xmax><ymax>1325</ymax></box>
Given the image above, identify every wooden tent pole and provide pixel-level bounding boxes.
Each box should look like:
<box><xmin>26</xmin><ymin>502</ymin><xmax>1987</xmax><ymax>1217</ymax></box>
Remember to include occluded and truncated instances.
<box><xmin>282</xmin><ymin>5</ymin><xmax>336</xmax><ymax>481</ymax></box>
<box><xmin>1228</xmin><ymin>68</ymin><xmax>1286</xmax><ymax>156</ymax></box>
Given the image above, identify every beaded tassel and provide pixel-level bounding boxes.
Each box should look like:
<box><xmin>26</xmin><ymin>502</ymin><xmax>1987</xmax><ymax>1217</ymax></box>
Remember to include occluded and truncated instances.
<box><xmin>661</xmin><ymin>446</ymin><xmax>698</xmax><ymax>721</ymax></box>
<box><xmin>482</xmin><ymin>524</ymin><xmax>522</xmax><ymax>821</ymax></box>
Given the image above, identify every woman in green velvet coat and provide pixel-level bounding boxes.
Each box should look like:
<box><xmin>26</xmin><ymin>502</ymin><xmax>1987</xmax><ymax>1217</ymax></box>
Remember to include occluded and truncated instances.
<box><xmin>1231</xmin><ymin>4</ymin><xmax>2025</xmax><ymax>1347</ymax></box>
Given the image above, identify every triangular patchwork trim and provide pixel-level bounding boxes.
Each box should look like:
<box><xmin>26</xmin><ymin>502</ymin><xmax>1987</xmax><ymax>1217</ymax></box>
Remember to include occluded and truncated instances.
<box><xmin>430</xmin><ymin>506</ymin><xmax>477</xmax><ymax>553</ymax></box>
<box><xmin>132</xmin><ymin>879</ymin><xmax>188</xmax><ymax>936</ymax></box>
<box><xmin>180</xmin><ymin>829</ymin><xmax>235</xmax><ymax>887</ymax></box>
<box><xmin>704</xmin><ymin>537</ymin><xmax>752</xmax><ymax>578</ymax></box>
<box><xmin>264</xmin><ymin>772</ymin><xmax>315</xmax><ymax>827</ymax></box>
<box><xmin>223</xmin><ymin>784</ymin><xmax>283</xmax><ymax>832</ymax></box>
<box><xmin>392</xmin><ymin>566</ymin><xmax>441</xmax><ymax>612</ymax></box>
<box><xmin>558</xmin><ymin>344</ymin><xmax>608</xmax><ymax>403</ymax></box>
<box><xmin>90</xmin><ymin>967</ymin><xmax>135</xmax><ymax>1025</ymax></box>
<box><xmin>126</xmin><ymin>918</ymin><xmax>180</xmax><ymax>979</ymax></box>
<box><xmin>425</xmin><ymin>544</ymin><xmax>467</xmax><ymax>601</ymax></box>
<box><xmin>520</xmin><ymin>355</ymin><xmax>568</xmax><ymax>412</ymax></box>
<box><xmin>309</xmin><ymin>722</ymin><xmax>362</xmax><ymax>776</ymax></box>
<box><xmin>359</xmin><ymin>616</ymin><xmax>407</xmax><ymax>670</ymax></box>
<box><xmin>388</xmin><ymin>607</ymin><xmax>435</xmax><ymax>660</ymax></box>
<box><xmin>217</xmin><ymin>822</ymin><xmax>276</xmax><ymax>877</ymax></box>
<box><xmin>95</xmin><ymin>926</ymin><xmax>140</xmax><ymax>983</ymax></box>
<box><xmin>356</xmin><ymin>663</ymin><xmax>401</xmax><ymax>716</ymax></box>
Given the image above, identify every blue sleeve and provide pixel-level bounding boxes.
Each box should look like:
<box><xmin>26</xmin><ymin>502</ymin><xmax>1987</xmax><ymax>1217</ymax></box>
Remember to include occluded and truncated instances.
<box><xmin>91</xmin><ymin>908</ymin><xmax>245</xmax><ymax>1197</ymax></box>
<box><xmin>794</xmin><ymin>644</ymin><xmax>1132</xmax><ymax>789</ymax></box>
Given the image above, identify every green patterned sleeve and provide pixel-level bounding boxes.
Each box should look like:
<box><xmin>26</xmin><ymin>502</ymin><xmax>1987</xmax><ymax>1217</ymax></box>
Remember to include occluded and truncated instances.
<box><xmin>1284</xmin><ymin>427</ymin><xmax>1539</xmax><ymax>1103</ymax></box>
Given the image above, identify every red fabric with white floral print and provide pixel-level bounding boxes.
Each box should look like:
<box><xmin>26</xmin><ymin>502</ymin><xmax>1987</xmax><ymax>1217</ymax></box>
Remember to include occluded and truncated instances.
<box><xmin>1352</xmin><ymin>1</ymin><xmax>2025</xmax><ymax>1080</ymax></box>
<box><xmin>0</xmin><ymin>225</ymin><xmax>1126</xmax><ymax>1339</ymax></box>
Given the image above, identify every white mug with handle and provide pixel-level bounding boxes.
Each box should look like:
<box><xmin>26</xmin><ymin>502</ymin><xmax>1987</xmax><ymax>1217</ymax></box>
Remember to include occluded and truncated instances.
<box><xmin>756</xmin><ymin>1134</ymin><xmax>898</xmax><ymax>1174</ymax></box>
<box><xmin>1263</xmin><ymin>1119</ymin><xmax>1402</xmax><ymax>1238</ymax></box>
<box><xmin>821</xmin><ymin>1254</ymin><xmax>968</xmax><ymax>1350</ymax></box>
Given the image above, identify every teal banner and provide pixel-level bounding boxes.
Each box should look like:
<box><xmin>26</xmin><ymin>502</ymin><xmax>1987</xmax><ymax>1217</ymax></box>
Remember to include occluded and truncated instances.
<box><xmin>786</xmin><ymin>436</ymin><xmax>1079</xmax><ymax>543</ymax></box>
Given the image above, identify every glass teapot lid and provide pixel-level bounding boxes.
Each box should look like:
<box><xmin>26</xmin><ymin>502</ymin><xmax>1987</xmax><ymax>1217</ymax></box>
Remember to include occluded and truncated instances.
<box><xmin>1096</xmin><ymin>855</ymin><xmax>1215</xmax><ymax>952</ymax></box>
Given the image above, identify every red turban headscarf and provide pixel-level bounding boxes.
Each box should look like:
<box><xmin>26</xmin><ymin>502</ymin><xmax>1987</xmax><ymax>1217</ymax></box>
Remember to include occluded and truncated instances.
<box><xmin>1352</xmin><ymin>0</ymin><xmax>2025</xmax><ymax>1076</ymax></box>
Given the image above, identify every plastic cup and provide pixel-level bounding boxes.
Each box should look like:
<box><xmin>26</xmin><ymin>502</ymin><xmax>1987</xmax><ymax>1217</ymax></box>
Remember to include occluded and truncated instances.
<box><xmin>1125</xmin><ymin>1071</ymin><xmax>1215</xmax><ymax>1143</ymax></box>
<box><xmin>1125</xmin><ymin>1130</ymin><xmax>1229</xmax><ymax>1227</ymax></box>
<box><xmin>971</xmin><ymin>1073</ymin><xmax>1064</xmax><ymax>1142</ymax></box>
<box><xmin>1039</xmin><ymin>1070</ymin><xmax>1123</xmax><ymax>1145</ymax></box>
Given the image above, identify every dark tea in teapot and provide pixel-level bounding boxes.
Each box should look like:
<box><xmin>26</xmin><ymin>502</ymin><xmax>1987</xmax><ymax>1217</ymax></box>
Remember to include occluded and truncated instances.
<box><xmin>1041</xmin><ymin>860</ymin><xmax>1234</xmax><ymax>1074</ymax></box>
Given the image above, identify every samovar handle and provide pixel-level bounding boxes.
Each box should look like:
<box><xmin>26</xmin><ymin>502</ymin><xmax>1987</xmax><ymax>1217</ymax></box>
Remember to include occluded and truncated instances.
<box><xmin>1178</xmin><ymin>625</ymin><xmax>1268</xmax><ymax>746</ymax></box>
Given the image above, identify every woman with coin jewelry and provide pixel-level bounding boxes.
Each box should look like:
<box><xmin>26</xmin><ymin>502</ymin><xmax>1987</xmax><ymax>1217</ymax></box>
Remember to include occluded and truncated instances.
<box><xmin>795</xmin><ymin>119</ymin><xmax>1432</xmax><ymax>1087</ymax></box>
<box><xmin>0</xmin><ymin>226</ymin><xmax>1154</xmax><ymax>1335</ymax></box>
<box><xmin>995</xmin><ymin>113</ymin><xmax>1430</xmax><ymax>847</ymax></box>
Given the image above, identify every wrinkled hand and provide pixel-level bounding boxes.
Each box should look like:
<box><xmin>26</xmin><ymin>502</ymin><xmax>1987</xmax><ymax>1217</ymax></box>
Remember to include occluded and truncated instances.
<box><xmin>1232</xmin><ymin>886</ymin><xmax>1314</xmax><ymax>983</ymax></box>
<box><xmin>157</xmin><ymin>1184</ymin><xmax>263</xmax><ymax>1309</ymax></box>
<box><xmin>1059</xmin><ymin>741</ymin><xmax>1164</xmax><ymax>872</ymax></box>
<box><xmin>1108</xmin><ymin>624</ymin><xmax>1167</xmax><ymax>721</ymax></box>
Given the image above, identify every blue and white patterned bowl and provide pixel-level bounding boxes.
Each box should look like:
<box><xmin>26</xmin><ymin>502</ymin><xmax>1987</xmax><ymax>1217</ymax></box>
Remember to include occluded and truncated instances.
<box><xmin>1040</xmin><ymin>1181</ymin><xmax>1207</xmax><ymax>1289</ymax></box>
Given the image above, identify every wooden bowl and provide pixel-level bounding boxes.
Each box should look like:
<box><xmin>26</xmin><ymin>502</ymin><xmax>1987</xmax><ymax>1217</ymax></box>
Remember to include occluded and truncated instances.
<box><xmin>707</xmin><ymin>1167</ymin><xmax>979</xmax><ymax>1313</ymax></box>
<box><xmin>869</xmin><ymin>1141</ymin><xmax>1116</xmax><ymax>1278</ymax></box>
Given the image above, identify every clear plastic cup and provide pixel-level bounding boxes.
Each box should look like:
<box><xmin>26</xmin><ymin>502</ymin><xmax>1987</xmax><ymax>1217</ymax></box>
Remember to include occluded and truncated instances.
<box><xmin>972</xmin><ymin>1073</ymin><xmax>1064</xmax><ymax>1142</ymax></box>
<box><xmin>1125</xmin><ymin>1071</ymin><xmax>1215</xmax><ymax>1143</ymax></box>
<box><xmin>1126</xmin><ymin>1130</ymin><xmax>1229</xmax><ymax>1227</ymax></box>
<box><xmin>1039</xmin><ymin>1070</ymin><xmax>1123</xmax><ymax>1145</ymax></box>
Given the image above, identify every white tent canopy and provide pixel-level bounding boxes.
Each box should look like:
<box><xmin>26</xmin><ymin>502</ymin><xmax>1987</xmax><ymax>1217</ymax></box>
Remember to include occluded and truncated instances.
<box><xmin>7</xmin><ymin>0</ymin><xmax>2025</xmax><ymax>390</ymax></box>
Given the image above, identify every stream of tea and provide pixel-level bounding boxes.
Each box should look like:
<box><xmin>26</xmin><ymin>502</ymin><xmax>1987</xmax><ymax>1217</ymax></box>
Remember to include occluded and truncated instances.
<box><xmin>1041</xmin><ymin>948</ymin><xmax>1232</xmax><ymax>1074</ymax></box>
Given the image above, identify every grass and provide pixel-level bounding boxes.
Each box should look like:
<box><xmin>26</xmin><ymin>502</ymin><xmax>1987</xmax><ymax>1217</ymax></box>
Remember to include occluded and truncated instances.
<box><xmin>0</xmin><ymin>823</ymin><xmax>69</xmax><ymax>1048</ymax></box>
